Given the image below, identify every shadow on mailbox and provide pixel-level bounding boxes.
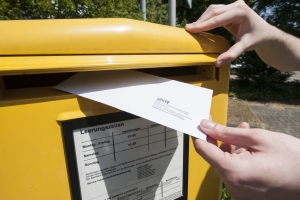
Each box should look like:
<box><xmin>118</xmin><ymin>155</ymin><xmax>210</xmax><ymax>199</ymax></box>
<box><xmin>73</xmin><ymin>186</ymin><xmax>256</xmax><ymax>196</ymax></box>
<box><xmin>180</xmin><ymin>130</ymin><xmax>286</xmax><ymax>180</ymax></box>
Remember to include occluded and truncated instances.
<box><xmin>78</xmin><ymin>117</ymin><xmax>183</xmax><ymax>200</ymax></box>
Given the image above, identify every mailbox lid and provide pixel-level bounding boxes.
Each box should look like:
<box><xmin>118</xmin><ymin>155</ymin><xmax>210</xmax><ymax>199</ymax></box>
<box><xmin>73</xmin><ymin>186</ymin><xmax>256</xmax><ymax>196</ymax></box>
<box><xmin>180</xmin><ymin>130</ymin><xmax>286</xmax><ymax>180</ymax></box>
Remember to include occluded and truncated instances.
<box><xmin>0</xmin><ymin>54</ymin><xmax>218</xmax><ymax>75</ymax></box>
<box><xmin>0</xmin><ymin>18</ymin><xmax>229</xmax><ymax>55</ymax></box>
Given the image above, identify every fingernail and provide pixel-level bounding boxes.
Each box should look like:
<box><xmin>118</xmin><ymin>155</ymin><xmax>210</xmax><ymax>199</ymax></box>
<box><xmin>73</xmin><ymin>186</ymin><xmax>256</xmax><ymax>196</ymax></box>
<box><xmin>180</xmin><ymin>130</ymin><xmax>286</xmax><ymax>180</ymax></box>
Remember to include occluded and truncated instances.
<box><xmin>201</xmin><ymin>119</ymin><xmax>215</xmax><ymax>129</ymax></box>
<box><xmin>185</xmin><ymin>23</ymin><xmax>193</xmax><ymax>28</ymax></box>
<box><xmin>215</xmin><ymin>60</ymin><xmax>224</xmax><ymax>67</ymax></box>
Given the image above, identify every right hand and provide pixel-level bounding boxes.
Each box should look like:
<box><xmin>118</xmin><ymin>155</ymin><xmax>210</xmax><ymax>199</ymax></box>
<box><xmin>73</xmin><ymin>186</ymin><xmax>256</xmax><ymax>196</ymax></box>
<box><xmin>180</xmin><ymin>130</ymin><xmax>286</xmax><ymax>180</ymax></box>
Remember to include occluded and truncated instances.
<box><xmin>193</xmin><ymin>119</ymin><xmax>300</xmax><ymax>200</ymax></box>
<box><xmin>185</xmin><ymin>0</ymin><xmax>275</xmax><ymax>67</ymax></box>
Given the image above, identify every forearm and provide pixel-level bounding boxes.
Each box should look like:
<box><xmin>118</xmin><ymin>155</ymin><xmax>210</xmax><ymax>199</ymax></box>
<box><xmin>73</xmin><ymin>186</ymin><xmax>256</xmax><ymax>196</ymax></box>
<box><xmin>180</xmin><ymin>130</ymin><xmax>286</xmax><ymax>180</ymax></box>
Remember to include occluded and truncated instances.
<box><xmin>255</xmin><ymin>26</ymin><xmax>300</xmax><ymax>72</ymax></box>
<box><xmin>185</xmin><ymin>0</ymin><xmax>300</xmax><ymax>70</ymax></box>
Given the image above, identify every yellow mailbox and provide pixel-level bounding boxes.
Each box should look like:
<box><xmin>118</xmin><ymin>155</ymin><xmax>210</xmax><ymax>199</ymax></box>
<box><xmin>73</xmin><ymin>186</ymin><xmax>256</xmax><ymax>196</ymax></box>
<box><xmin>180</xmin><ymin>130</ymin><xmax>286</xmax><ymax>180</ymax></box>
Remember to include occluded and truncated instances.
<box><xmin>0</xmin><ymin>19</ymin><xmax>230</xmax><ymax>200</ymax></box>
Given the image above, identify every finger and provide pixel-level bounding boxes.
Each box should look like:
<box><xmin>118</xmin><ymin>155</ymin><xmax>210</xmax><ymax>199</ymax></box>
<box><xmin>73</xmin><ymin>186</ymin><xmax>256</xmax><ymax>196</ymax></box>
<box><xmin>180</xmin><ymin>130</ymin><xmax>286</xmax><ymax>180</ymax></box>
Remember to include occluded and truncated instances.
<box><xmin>220</xmin><ymin>142</ymin><xmax>233</xmax><ymax>153</ymax></box>
<box><xmin>237</xmin><ymin>122</ymin><xmax>250</xmax><ymax>129</ymax></box>
<box><xmin>205</xmin><ymin>116</ymin><xmax>218</xmax><ymax>145</ymax></box>
<box><xmin>185</xmin><ymin>1</ymin><xmax>242</xmax><ymax>33</ymax></box>
<box><xmin>196</xmin><ymin>4</ymin><xmax>225</xmax><ymax>24</ymax></box>
<box><xmin>198</xmin><ymin>0</ymin><xmax>244</xmax><ymax>24</ymax></box>
<box><xmin>220</xmin><ymin>122</ymin><xmax>250</xmax><ymax>153</ymax></box>
<box><xmin>207</xmin><ymin>135</ymin><xmax>218</xmax><ymax>146</ymax></box>
<box><xmin>234</xmin><ymin>147</ymin><xmax>247</xmax><ymax>154</ymax></box>
<box><xmin>232</xmin><ymin>122</ymin><xmax>250</xmax><ymax>153</ymax></box>
<box><xmin>186</xmin><ymin>7</ymin><xmax>243</xmax><ymax>33</ymax></box>
<box><xmin>215</xmin><ymin>41</ymin><xmax>247</xmax><ymax>67</ymax></box>
<box><xmin>200</xmin><ymin>119</ymin><xmax>263</xmax><ymax>148</ymax></box>
<box><xmin>192</xmin><ymin>137</ymin><xmax>229</xmax><ymax>171</ymax></box>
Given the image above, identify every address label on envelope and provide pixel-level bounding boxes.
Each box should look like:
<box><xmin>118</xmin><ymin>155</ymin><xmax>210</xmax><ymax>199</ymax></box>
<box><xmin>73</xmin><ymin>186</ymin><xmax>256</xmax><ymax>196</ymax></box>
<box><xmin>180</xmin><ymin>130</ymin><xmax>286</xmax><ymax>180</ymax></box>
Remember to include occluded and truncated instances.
<box><xmin>55</xmin><ymin>70</ymin><xmax>212</xmax><ymax>140</ymax></box>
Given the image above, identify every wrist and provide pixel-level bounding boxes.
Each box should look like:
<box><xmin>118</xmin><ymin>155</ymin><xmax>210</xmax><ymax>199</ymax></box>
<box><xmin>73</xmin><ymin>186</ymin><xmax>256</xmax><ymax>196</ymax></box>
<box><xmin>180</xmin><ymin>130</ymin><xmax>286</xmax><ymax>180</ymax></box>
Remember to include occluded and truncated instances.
<box><xmin>256</xmin><ymin>25</ymin><xmax>281</xmax><ymax>51</ymax></box>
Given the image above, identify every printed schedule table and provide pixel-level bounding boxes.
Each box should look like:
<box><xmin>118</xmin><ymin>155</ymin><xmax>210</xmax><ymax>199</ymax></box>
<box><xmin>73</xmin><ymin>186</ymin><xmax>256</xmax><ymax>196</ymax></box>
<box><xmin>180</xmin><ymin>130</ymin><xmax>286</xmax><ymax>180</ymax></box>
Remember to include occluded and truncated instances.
<box><xmin>65</xmin><ymin>115</ymin><xmax>187</xmax><ymax>200</ymax></box>
<box><xmin>81</xmin><ymin>123</ymin><xmax>179</xmax><ymax>163</ymax></box>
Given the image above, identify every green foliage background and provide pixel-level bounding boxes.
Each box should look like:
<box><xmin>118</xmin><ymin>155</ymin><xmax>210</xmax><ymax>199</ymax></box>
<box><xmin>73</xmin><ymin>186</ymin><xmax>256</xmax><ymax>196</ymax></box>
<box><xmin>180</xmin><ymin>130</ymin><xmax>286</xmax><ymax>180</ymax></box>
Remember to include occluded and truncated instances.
<box><xmin>0</xmin><ymin>0</ymin><xmax>143</xmax><ymax>19</ymax></box>
<box><xmin>235</xmin><ymin>0</ymin><xmax>299</xmax><ymax>85</ymax></box>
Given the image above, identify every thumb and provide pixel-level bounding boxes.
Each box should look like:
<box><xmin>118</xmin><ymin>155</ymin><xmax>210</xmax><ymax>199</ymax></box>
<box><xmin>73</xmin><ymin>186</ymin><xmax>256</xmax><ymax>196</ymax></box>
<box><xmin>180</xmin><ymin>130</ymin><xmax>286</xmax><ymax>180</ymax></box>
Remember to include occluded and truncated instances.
<box><xmin>220</xmin><ymin>122</ymin><xmax>250</xmax><ymax>153</ymax></box>
<box><xmin>192</xmin><ymin>136</ymin><xmax>228</xmax><ymax>172</ymax></box>
<box><xmin>200</xmin><ymin>119</ymin><xmax>263</xmax><ymax>148</ymax></box>
<box><xmin>215</xmin><ymin>42</ymin><xmax>246</xmax><ymax>67</ymax></box>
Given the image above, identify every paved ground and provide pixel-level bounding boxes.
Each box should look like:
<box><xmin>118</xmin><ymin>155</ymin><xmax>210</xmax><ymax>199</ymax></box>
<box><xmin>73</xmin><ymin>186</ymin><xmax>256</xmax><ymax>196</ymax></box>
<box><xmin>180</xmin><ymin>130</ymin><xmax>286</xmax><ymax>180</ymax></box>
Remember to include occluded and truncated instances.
<box><xmin>249</xmin><ymin>104</ymin><xmax>300</xmax><ymax>139</ymax></box>
<box><xmin>290</xmin><ymin>71</ymin><xmax>300</xmax><ymax>82</ymax></box>
<box><xmin>229</xmin><ymin>71</ymin><xmax>300</xmax><ymax>139</ymax></box>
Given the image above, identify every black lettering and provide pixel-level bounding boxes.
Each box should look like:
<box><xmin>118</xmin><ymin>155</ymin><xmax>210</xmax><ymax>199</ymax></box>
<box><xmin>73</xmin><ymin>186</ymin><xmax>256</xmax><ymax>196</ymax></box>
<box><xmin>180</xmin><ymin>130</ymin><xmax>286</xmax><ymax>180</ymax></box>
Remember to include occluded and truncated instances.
<box><xmin>85</xmin><ymin>161</ymin><xmax>99</xmax><ymax>166</ymax></box>
<box><xmin>84</xmin><ymin>152</ymin><xmax>99</xmax><ymax>157</ymax></box>
<box><xmin>157</xmin><ymin>98</ymin><xmax>170</xmax><ymax>104</ymax></box>
<box><xmin>82</xmin><ymin>143</ymin><xmax>95</xmax><ymax>148</ymax></box>
<box><xmin>80</xmin><ymin>123</ymin><xmax>124</xmax><ymax>134</ymax></box>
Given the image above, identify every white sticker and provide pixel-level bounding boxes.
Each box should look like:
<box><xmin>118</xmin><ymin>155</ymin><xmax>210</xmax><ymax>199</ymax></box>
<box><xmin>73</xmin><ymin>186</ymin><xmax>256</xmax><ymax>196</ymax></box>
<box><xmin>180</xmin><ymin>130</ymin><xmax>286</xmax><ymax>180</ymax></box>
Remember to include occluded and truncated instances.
<box><xmin>73</xmin><ymin>117</ymin><xmax>185</xmax><ymax>200</ymax></box>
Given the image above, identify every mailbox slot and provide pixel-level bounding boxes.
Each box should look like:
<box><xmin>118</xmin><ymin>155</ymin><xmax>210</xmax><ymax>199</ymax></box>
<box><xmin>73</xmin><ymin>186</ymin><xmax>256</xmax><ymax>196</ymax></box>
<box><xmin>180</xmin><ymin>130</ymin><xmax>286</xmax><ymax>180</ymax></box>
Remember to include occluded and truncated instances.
<box><xmin>1</xmin><ymin>65</ymin><xmax>216</xmax><ymax>90</ymax></box>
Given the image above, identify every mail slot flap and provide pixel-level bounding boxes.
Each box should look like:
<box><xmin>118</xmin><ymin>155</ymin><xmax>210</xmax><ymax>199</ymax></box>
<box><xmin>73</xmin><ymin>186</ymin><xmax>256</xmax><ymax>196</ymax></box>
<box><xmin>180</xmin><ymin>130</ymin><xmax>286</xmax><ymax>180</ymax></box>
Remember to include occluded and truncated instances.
<box><xmin>0</xmin><ymin>54</ymin><xmax>218</xmax><ymax>76</ymax></box>
<box><xmin>0</xmin><ymin>18</ymin><xmax>229</xmax><ymax>56</ymax></box>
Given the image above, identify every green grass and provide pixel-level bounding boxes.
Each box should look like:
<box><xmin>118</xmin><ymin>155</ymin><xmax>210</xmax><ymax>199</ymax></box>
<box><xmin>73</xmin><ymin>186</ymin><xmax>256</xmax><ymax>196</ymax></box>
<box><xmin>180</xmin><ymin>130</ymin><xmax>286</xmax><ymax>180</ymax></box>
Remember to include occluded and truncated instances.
<box><xmin>221</xmin><ymin>183</ymin><xmax>233</xmax><ymax>200</ymax></box>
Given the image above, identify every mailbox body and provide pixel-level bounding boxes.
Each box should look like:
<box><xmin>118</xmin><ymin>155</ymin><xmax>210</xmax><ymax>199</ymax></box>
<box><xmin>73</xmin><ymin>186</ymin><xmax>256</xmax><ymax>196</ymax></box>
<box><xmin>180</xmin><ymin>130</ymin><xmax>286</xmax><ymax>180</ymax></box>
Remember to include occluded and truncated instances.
<box><xmin>0</xmin><ymin>19</ymin><xmax>230</xmax><ymax>200</ymax></box>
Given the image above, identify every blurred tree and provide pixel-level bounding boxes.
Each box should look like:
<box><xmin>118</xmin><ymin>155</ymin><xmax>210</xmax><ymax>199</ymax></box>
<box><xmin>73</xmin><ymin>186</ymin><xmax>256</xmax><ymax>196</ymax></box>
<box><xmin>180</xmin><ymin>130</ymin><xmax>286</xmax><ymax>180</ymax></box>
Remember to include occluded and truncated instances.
<box><xmin>0</xmin><ymin>0</ymin><xmax>22</xmax><ymax>19</ymax></box>
<box><xmin>146</xmin><ymin>0</ymin><xmax>168</xmax><ymax>25</ymax></box>
<box><xmin>255</xmin><ymin>0</ymin><xmax>299</xmax><ymax>37</ymax></box>
<box><xmin>235</xmin><ymin>0</ymin><xmax>299</xmax><ymax>84</ymax></box>
<box><xmin>236</xmin><ymin>51</ymin><xmax>293</xmax><ymax>85</ymax></box>
<box><xmin>0</xmin><ymin>0</ymin><xmax>142</xmax><ymax>20</ymax></box>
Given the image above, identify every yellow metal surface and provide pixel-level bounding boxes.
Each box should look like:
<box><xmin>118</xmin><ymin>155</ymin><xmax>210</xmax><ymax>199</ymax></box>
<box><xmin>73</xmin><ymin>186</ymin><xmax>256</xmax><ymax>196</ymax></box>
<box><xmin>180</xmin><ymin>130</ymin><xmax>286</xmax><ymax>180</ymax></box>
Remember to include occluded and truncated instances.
<box><xmin>0</xmin><ymin>54</ymin><xmax>217</xmax><ymax>76</ymax></box>
<box><xmin>0</xmin><ymin>66</ymin><xmax>229</xmax><ymax>200</ymax></box>
<box><xmin>0</xmin><ymin>18</ymin><xmax>229</xmax><ymax>56</ymax></box>
<box><xmin>0</xmin><ymin>18</ymin><xmax>230</xmax><ymax>200</ymax></box>
<box><xmin>187</xmin><ymin>64</ymin><xmax>230</xmax><ymax>200</ymax></box>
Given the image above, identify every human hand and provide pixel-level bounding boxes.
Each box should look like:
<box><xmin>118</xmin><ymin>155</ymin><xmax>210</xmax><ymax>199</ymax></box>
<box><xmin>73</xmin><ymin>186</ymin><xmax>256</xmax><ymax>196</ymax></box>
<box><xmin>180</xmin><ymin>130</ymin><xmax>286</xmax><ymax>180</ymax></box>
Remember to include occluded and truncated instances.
<box><xmin>193</xmin><ymin>119</ymin><xmax>300</xmax><ymax>200</ymax></box>
<box><xmin>185</xmin><ymin>0</ymin><xmax>274</xmax><ymax>67</ymax></box>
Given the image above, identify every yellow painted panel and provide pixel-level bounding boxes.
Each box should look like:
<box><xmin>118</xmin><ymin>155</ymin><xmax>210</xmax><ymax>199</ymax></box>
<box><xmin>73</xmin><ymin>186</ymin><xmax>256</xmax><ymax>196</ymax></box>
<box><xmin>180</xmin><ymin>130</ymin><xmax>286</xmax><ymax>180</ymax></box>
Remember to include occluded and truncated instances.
<box><xmin>0</xmin><ymin>19</ymin><xmax>229</xmax><ymax>56</ymax></box>
<box><xmin>0</xmin><ymin>54</ymin><xmax>217</xmax><ymax>76</ymax></box>
<box><xmin>0</xmin><ymin>96</ymin><xmax>120</xmax><ymax>200</ymax></box>
<box><xmin>0</xmin><ymin>70</ymin><xmax>229</xmax><ymax>200</ymax></box>
<box><xmin>188</xmin><ymin>137</ymin><xmax>221</xmax><ymax>200</ymax></box>
<box><xmin>0</xmin><ymin>99</ymin><xmax>74</xmax><ymax>200</ymax></box>
<box><xmin>187</xmin><ymin>65</ymin><xmax>230</xmax><ymax>200</ymax></box>
<box><xmin>0</xmin><ymin>18</ymin><xmax>230</xmax><ymax>200</ymax></box>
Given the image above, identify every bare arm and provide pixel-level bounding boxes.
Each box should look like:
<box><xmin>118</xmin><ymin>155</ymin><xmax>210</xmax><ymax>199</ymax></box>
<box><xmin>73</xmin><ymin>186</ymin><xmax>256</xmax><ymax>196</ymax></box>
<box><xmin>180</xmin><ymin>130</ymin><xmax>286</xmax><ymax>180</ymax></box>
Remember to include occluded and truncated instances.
<box><xmin>255</xmin><ymin>27</ymin><xmax>300</xmax><ymax>71</ymax></box>
<box><xmin>185</xmin><ymin>0</ymin><xmax>300</xmax><ymax>71</ymax></box>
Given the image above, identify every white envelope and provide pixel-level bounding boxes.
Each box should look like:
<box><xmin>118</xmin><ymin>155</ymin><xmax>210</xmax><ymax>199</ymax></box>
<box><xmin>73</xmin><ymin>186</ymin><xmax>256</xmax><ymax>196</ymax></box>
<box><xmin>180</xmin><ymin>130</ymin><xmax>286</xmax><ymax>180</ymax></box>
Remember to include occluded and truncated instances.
<box><xmin>55</xmin><ymin>70</ymin><xmax>212</xmax><ymax>140</ymax></box>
